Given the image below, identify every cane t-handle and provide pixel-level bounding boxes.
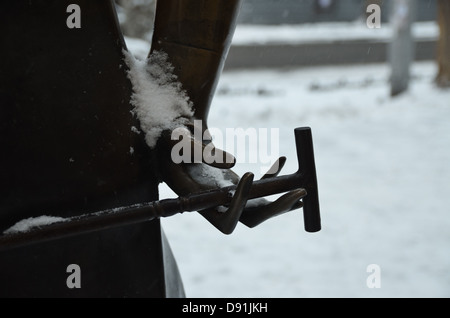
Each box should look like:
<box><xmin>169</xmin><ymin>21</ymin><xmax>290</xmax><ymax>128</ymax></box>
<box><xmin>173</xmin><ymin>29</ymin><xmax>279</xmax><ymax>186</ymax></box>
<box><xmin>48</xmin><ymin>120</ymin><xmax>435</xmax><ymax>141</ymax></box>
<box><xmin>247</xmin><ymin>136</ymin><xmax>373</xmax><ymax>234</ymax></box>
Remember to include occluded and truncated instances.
<box><xmin>242</xmin><ymin>127</ymin><xmax>321</xmax><ymax>232</ymax></box>
<box><xmin>295</xmin><ymin>127</ymin><xmax>321</xmax><ymax>232</ymax></box>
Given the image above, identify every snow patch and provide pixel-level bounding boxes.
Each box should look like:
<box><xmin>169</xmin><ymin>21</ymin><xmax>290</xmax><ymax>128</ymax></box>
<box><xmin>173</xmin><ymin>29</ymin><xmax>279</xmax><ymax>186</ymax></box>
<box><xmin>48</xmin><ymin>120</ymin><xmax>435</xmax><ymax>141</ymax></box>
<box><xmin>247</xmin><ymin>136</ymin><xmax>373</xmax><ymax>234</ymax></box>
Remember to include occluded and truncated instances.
<box><xmin>187</xmin><ymin>164</ymin><xmax>235</xmax><ymax>188</ymax></box>
<box><xmin>124</xmin><ymin>50</ymin><xmax>194</xmax><ymax>149</ymax></box>
<box><xmin>131</xmin><ymin>126</ymin><xmax>141</xmax><ymax>134</ymax></box>
<box><xmin>246</xmin><ymin>198</ymin><xmax>269</xmax><ymax>208</ymax></box>
<box><xmin>3</xmin><ymin>216</ymin><xmax>68</xmax><ymax>235</ymax></box>
<box><xmin>124</xmin><ymin>36</ymin><xmax>151</xmax><ymax>60</ymax></box>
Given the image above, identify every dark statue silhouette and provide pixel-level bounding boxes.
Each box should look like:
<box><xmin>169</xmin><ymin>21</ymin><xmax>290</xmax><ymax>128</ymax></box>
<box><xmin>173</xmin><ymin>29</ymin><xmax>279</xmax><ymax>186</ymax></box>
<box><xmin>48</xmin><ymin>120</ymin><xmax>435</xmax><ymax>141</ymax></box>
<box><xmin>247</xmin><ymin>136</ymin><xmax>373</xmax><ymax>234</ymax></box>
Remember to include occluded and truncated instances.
<box><xmin>0</xmin><ymin>0</ymin><xmax>320</xmax><ymax>297</ymax></box>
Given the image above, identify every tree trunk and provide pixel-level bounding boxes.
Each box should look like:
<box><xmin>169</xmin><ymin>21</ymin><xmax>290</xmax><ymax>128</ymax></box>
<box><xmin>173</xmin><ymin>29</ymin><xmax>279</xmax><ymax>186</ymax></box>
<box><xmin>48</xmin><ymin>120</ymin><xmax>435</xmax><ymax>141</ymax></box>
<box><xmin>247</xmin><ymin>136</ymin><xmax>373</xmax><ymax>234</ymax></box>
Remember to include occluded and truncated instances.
<box><xmin>436</xmin><ymin>0</ymin><xmax>450</xmax><ymax>88</ymax></box>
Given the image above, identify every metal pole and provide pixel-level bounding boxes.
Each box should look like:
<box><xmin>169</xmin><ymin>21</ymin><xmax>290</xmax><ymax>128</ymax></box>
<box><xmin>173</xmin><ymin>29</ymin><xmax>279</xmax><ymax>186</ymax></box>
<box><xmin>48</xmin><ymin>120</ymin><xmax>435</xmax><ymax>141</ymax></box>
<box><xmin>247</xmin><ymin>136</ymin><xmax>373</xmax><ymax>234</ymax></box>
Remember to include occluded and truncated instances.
<box><xmin>390</xmin><ymin>0</ymin><xmax>417</xmax><ymax>96</ymax></box>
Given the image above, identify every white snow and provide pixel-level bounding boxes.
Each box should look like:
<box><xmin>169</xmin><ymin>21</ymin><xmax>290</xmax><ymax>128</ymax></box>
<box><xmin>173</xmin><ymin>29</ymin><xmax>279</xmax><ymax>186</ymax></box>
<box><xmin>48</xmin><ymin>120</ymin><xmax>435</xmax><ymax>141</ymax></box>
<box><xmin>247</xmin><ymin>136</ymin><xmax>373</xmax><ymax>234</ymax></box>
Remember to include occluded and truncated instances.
<box><xmin>246</xmin><ymin>198</ymin><xmax>270</xmax><ymax>208</ymax></box>
<box><xmin>124</xmin><ymin>36</ymin><xmax>151</xmax><ymax>60</ymax></box>
<box><xmin>232</xmin><ymin>21</ymin><xmax>438</xmax><ymax>45</ymax></box>
<box><xmin>4</xmin><ymin>216</ymin><xmax>68</xmax><ymax>234</ymax></box>
<box><xmin>124</xmin><ymin>36</ymin><xmax>150</xmax><ymax>61</ymax></box>
<box><xmin>187</xmin><ymin>164</ymin><xmax>235</xmax><ymax>189</ymax></box>
<box><xmin>131</xmin><ymin>126</ymin><xmax>141</xmax><ymax>134</ymax></box>
<box><xmin>158</xmin><ymin>61</ymin><xmax>450</xmax><ymax>298</ymax></box>
<box><xmin>124</xmin><ymin>50</ymin><xmax>194</xmax><ymax>148</ymax></box>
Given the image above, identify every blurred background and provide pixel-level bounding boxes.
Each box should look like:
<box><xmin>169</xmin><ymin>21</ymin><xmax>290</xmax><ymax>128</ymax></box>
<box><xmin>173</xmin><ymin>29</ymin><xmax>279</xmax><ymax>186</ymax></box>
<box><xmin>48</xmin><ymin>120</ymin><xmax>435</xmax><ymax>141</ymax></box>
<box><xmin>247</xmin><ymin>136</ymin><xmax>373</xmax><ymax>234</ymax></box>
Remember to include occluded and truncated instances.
<box><xmin>117</xmin><ymin>0</ymin><xmax>450</xmax><ymax>297</ymax></box>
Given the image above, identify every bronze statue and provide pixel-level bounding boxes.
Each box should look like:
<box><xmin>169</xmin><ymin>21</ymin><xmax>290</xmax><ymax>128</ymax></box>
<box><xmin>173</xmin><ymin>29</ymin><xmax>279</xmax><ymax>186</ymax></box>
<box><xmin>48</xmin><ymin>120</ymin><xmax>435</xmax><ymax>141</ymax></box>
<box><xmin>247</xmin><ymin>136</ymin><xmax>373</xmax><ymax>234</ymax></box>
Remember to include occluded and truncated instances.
<box><xmin>0</xmin><ymin>0</ymin><xmax>320</xmax><ymax>297</ymax></box>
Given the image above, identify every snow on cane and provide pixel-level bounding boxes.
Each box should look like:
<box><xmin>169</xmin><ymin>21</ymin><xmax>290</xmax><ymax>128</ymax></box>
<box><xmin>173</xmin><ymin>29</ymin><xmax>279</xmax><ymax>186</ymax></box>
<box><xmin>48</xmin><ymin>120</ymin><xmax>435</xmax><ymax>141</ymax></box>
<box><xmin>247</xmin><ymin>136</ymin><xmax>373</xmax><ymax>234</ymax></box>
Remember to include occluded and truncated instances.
<box><xmin>3</xmin><ymin>216</ymin><xmax>68</xmax><ymax>235</ymax></box>
<box><xmin>2</xmin><ymin>203</ymin><xmax>149</xmax><ymax>236</ymax></box>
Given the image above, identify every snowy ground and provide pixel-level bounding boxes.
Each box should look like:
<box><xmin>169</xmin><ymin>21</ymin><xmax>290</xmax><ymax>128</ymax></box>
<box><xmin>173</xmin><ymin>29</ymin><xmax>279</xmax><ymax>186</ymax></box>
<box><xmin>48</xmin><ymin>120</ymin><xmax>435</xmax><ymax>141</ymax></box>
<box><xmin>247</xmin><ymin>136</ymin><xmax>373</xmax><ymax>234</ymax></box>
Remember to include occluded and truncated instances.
<box><xmin>158</xmin><ymin>61</ymin><xmax>450</xmax><ymax>298</ymax></box>
<box><xmin>123</xmin><ymin>21</ymin><xmax>449</xmax><ymax>297</ymax></box>
<box><xmin>231</xmin><ymin>21</ymin><xmax>438</xmax><ymax>45</ymax></box>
